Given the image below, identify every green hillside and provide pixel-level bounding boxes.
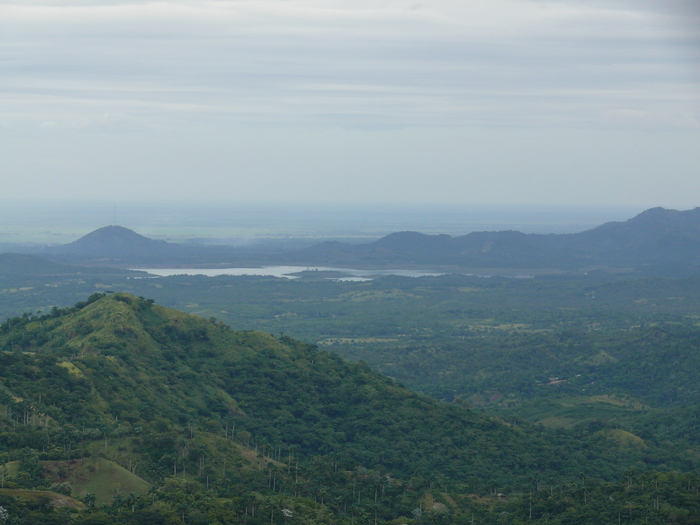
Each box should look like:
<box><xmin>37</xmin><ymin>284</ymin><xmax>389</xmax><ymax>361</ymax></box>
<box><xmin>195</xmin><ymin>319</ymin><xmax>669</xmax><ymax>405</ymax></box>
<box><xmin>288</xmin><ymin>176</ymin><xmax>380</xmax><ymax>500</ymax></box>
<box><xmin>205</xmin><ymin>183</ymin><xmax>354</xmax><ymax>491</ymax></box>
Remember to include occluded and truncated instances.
<box><xmin>0</xmin><ymin>293</ymin><xmax>580</xmax><ymax>483</ymax></box>
<box><xmin>44</xmin><ymin>458</ymin><xmax>150</xmax><ymax>505</ymax></box>
<box><xmin>1</xmin><ymin>293</ymin><xmax>699</xmax><ymax>524</ymax></box>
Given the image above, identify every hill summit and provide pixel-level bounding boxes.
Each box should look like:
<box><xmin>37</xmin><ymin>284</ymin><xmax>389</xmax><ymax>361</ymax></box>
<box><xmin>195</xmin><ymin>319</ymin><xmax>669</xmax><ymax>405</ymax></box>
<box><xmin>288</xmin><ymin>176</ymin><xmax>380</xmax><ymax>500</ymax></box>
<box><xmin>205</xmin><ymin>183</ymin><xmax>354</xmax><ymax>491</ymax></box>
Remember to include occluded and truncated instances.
<box><xmin>53</xmin><ymin>225</ymin><xmax>168</xmax><ymax>257</ymax></box>
<box><xmin>46</xmin><ymin>226</ymin><xmax>182</xmax><ymax>264</ymax></box>
<box><xmin>71</xmin><ymin>225</ymin><xmax>162</xmax><ymax>247</ymax></box>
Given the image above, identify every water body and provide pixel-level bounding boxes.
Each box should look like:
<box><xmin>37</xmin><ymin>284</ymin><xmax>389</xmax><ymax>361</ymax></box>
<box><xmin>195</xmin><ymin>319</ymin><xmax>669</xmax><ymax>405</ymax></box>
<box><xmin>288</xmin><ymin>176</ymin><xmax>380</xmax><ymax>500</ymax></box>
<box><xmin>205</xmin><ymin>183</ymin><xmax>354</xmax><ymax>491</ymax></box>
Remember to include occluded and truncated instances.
<box><xmin>133</xmin><ymin>266</ymin><xmax>445</xmax><ymax>281</ymax></box>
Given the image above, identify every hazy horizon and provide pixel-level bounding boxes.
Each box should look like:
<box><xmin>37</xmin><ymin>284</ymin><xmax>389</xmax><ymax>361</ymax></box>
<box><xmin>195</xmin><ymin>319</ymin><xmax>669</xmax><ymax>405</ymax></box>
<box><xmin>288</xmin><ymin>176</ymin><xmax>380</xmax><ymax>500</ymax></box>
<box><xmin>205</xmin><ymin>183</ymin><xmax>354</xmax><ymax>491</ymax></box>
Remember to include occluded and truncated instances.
<box><xmin>0</xmin><ymin>200</ymin><xmax>655</xmax><ymax>245</ymax></box>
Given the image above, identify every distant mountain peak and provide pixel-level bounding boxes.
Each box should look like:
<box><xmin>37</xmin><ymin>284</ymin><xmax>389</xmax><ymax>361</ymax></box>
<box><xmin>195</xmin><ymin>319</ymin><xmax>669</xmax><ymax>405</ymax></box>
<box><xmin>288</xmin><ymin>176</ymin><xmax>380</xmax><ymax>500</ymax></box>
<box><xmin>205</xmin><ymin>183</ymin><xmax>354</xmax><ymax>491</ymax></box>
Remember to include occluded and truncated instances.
<box><xmin>589</xmin><ymin>207</ymin><xmax>700</xmax><ymax>234</ymax></box>
<box><xmin>630</xmin><ymin>206</ymin><xmax>700</xmax><ymax>223</ymax></box>
<box><xmin>50</xmin><ymin>225</ymin><xmax>171</xmax><ymax>258</ymax></box>
<box><xmin>70</xmin><ymin>225</ymin><xmax>164</xmax><ymax>247</ymax></box>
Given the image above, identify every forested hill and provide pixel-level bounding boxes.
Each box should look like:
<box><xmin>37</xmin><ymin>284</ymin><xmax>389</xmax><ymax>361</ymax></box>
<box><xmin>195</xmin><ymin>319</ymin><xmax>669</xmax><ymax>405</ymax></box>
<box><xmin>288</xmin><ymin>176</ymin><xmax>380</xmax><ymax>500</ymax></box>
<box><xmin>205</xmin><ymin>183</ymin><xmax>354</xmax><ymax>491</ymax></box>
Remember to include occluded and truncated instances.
<box><xmin>300</xmin><ymin>206</ymin><xmax>700</xmax><ymax>270</ymax></box>
<box><xmin>2</xmin><ymin>293</ymin><xmax>700</xmax><ymax>524</ymax></box>
<box><xmin>0</xmin><ymin>293</ymin><xmax>676</xmax><ymax>486</ymax></box>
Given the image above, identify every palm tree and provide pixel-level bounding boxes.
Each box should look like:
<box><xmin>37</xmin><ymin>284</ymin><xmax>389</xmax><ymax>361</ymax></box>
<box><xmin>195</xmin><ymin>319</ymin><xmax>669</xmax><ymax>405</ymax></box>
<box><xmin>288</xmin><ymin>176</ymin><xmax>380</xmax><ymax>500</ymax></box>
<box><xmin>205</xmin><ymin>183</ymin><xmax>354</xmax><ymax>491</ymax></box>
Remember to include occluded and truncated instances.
<box><xmin>81</xmin><ymin>493</ymin><xmax>96</xmax><ymax>508</ymax></box>
<box><xmin>125</xmin><ymin>492</ymin><xmax>141</xmax><ymax>512</ymax></box>
<box><xmin>111</xmin><ymin>493</ymin><xmax>126</xmax><ymax>512</ymax></box>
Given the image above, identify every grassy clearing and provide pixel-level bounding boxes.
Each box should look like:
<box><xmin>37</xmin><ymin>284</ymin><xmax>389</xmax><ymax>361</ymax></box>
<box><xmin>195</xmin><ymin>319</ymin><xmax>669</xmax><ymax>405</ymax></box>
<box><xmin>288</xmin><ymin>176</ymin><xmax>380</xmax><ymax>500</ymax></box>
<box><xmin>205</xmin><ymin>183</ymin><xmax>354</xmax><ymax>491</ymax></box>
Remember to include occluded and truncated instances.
<box><xmin>318</xmin><ymin>337</ymin><xmax>399</xmax><ymax>345</ymax></box>
<box><xmin>446</xmin><ymin>319</ymin><xmax>545</xmax><ymax>332</ymax></box>
<box><xmin>2</xmin><ymin>461</ymin><xmax>20</xmax><ymax>479</ymax></box>
<box><xmin>56</xmin><ymin>360</ymin><xmax>85</xmax><ymax>378</ymax></box>
<box><xmin>539</xmin><ymin>416</ymin><xmax>578</xmax><ymax>428</ymax></box>
<box><xmin>42</xmin><ymin>458</ymin><xmax>149</xmax><ymax>505</ymax></box>
<box><xmin>337</xmin><ymin>289</ymin><xmax>420</xmax><ymax>302</ymax></box>
<box><xmin>492</xmin><ymin>395</ymin><xmax>648</xmax><ymax>429</ymax></box>
<box><xmin>587</xmin><ymin>395</ymin><xmax>645</xmax><ymax>408</ymax></box>
<box><xmin>0</xmin><ymin>488</ymin><xmax>85</xmax><ymax>508</ymax></box>
<box><xmin>579</xmin><ymin>350</ymin><xmax>619</xmax><ymax>365</ymax></box>
<box><xmin>605</xmin><ymin>429</ymin><xmax>646</xmax><ymax>448</ymax></box>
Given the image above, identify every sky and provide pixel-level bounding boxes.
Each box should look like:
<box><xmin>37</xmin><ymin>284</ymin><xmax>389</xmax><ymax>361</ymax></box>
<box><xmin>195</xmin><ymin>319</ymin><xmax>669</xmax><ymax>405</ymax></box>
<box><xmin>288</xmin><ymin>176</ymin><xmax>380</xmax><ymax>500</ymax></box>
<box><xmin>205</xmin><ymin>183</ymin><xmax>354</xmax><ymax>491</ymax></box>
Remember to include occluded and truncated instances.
<box><xmin>1</xmin><ymin>0</ymin><xmax>699</xmax><ymax>207</ymax></box>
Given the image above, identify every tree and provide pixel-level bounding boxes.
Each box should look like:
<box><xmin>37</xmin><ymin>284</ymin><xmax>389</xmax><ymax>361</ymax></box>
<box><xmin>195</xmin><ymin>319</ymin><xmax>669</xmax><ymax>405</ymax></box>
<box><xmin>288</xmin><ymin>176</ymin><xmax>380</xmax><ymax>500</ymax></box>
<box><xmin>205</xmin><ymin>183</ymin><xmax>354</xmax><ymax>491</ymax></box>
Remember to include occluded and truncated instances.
<box><xmin>81</xmin><ymin>493</ymin><xmax>97</xmax><ymax>508</ymax></box>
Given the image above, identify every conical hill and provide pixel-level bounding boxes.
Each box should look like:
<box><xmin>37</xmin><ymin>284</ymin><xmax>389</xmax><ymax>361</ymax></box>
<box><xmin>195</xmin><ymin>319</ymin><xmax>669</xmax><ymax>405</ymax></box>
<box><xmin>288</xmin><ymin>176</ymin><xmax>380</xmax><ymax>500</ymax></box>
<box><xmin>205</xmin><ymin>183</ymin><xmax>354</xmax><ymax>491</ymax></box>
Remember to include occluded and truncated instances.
<box><xmin>53</xmin><ymin>225</ymin><xmax>169</xmax><ymax>257</ymax></box>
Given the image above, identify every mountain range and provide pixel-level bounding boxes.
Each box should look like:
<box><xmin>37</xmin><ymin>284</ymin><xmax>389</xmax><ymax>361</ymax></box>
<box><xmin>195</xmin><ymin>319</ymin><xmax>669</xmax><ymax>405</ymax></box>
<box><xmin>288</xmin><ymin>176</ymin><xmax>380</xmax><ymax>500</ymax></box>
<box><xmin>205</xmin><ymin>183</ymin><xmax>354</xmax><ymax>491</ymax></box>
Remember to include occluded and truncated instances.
<box><xmin>4</xmin><ymin>207</ymin><xmax>700</xmax><ymax>274</ymax></box>
<box><xmin>300</xmin><ymin>207</ymin><xmax>700</xmax><ymax>271</ymax></box>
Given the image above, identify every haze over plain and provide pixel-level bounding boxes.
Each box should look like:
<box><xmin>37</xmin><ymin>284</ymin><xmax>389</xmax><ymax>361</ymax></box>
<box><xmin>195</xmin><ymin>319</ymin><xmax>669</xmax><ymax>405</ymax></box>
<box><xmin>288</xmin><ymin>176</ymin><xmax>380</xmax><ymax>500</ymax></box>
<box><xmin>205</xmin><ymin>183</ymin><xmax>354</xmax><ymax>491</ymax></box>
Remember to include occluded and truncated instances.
<box><xmin>1</xmin><ymin>0</ymin><xmax>699</xmax><ymax>208</ymax></box>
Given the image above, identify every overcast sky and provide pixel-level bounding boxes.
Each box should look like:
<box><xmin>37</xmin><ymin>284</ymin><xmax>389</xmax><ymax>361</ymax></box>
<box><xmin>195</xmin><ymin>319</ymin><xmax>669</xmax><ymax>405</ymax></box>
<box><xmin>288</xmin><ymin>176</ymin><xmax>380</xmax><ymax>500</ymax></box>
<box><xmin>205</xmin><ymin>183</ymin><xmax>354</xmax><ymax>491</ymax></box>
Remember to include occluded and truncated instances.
<box><xmin>1</xmin><ymin>0</ymin><xmax>699</xmax><ymax>207</ymax></box>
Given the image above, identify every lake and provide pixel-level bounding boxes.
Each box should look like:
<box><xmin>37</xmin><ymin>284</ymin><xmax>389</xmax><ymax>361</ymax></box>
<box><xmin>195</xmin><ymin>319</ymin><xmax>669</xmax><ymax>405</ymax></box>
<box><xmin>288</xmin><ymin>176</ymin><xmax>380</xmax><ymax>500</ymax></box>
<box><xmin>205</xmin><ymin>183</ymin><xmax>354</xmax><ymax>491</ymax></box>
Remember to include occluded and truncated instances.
<box><xmin>132</xmin><ymin>266</ymin><xmax>445</xmax><ymax>281</ymax></box>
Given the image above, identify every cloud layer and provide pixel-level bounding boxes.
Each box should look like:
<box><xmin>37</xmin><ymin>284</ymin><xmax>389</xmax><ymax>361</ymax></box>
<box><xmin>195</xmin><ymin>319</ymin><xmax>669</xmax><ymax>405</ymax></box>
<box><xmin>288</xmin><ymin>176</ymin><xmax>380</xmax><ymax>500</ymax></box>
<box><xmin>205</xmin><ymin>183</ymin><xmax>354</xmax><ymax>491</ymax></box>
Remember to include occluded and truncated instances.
<box><xmin>3</xmin><ymin>0</ymin><xmax>698</xmax><ymax>129</ymax></box>
<box><xmin>1</xmin><ymin>0</ymin><xmax>699</xmax><ymax>205</ymax></box>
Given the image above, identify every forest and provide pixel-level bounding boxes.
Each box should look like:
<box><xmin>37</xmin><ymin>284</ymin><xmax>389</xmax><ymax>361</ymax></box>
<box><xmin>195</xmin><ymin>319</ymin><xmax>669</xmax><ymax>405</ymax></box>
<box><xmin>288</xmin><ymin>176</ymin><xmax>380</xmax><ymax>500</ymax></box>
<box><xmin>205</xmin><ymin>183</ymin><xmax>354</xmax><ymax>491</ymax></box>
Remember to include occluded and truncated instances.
<box><xmin>0</xmin><ymin>264</ymin><xmax>699</xmax><ymax>523</ymax></box>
